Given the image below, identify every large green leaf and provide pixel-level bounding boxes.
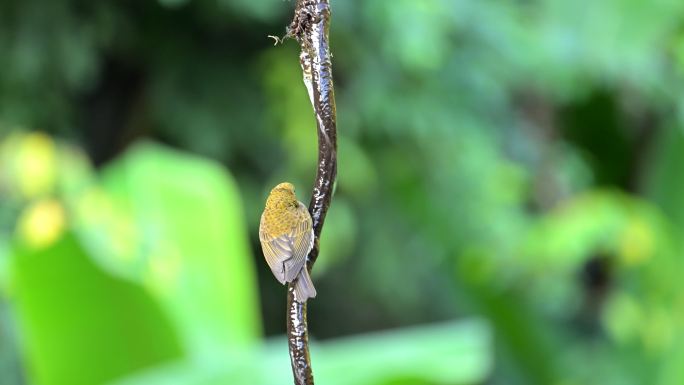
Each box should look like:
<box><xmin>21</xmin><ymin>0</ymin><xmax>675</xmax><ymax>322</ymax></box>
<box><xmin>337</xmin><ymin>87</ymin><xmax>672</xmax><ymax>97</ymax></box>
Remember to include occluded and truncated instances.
<box><xmin>78</xmin><ymin>142</ymin><xmax>262</xmax><ymax>355</ymax></box>
<box><xmin>10</xmin><ymin>233</ymin><xmax>182</xmax><ymax>385</ymax></box>
<box><xmin>110</xmin><ymin>319</ymin><xmax>492</xmax><ymax>385</ymax></box>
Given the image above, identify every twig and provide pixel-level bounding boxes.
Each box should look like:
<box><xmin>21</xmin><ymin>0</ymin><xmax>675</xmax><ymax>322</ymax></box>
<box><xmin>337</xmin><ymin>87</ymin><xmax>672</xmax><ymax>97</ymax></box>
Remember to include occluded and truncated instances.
<box><xmin>283</xmin><ymin>1</ymin><xmax>337</xmax><ymax>384</ymax></box>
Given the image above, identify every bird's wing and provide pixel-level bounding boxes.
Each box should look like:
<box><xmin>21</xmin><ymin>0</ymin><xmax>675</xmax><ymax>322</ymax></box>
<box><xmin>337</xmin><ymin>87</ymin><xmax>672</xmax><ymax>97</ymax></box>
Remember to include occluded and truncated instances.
<box><xmin>259</xmin><ymin>214</ymin><xmax>293</xmax><ymax>284</ymax></box>
<box><xmin>283</xmin><ymin>202</ymin><xmax>314</xmax><ymax>283</ymax></box>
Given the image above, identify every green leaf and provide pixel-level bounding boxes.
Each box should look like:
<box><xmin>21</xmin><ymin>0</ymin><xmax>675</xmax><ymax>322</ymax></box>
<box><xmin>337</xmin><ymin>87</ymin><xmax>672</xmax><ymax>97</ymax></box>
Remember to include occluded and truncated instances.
<box><xmin>110</xmin><ymin>319</ymin><xmax>492</xmax><ymax>385</ymax></box>
<box><xmin>79</xmin><ymin>142</ymin><xmax>262</xmax><ymax>355</ymax></box>
<box><xmin>10</xmin><ymin>233</ymin><xmax>183</xmax><ymax>385</ymax></box>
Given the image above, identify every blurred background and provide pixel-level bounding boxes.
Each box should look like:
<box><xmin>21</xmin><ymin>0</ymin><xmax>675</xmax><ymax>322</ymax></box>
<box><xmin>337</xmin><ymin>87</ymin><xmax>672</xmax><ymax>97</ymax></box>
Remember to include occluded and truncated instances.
<box><xmin>2</xmin><ymin>0</ymin><xmax>684</xmax><ymax>384</ymax></box>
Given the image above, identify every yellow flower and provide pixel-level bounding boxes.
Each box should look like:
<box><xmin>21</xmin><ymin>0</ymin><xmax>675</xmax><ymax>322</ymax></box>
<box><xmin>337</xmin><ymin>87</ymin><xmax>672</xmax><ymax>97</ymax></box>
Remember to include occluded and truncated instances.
<box><xmin>17</xmin><ymin>199</ymin><xmax>66</xmax><ymax>249</ymax></box>
<box><xmin>15</xmin><ymin>132</ymin><xmax>57</xmax><ymax>198</ymax></box>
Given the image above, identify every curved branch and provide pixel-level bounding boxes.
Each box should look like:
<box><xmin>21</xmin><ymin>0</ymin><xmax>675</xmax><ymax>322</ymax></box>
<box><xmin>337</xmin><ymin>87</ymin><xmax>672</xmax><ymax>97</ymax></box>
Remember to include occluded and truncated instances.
<box><xmin>285</xmin><ymin>1</ymin><xmax>337</xmax><ymax>384</ymax></box>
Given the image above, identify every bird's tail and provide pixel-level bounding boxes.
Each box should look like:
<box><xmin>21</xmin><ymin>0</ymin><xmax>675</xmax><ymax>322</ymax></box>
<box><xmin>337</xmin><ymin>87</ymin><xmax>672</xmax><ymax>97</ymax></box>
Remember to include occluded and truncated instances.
<box><xmin>294</xmin><ymin>268</ymin><xmax>317</xmax><ymax>302</ymax></box>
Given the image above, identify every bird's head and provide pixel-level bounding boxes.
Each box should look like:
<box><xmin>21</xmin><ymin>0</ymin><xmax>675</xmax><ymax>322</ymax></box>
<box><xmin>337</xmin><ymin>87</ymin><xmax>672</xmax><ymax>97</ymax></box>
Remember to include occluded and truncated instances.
<box><xmin>266</xmin><ymin>182</ymin><xmax>298</xmax><ymax>209</ymax></box>
<box><xmin>272</xmin><ymin>182</ymin><xmax>296</xmax><ymax>194</ymax></box>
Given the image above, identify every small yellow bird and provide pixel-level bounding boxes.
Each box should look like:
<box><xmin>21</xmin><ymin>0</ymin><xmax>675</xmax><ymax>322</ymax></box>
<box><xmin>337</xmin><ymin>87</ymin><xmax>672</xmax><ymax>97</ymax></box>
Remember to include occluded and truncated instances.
<box><xmin>259</xmin><ymin>182</ymin><xmax>317</xmax><ymax>302</ymax></box>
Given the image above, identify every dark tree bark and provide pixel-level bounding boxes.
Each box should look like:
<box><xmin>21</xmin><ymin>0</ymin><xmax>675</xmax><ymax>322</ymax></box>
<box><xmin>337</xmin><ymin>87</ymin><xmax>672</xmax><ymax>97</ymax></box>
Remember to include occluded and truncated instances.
<box><xmin>283</xmin><ymin>1</ymin><xmax>337</xmax><ymax>385</ymax></box>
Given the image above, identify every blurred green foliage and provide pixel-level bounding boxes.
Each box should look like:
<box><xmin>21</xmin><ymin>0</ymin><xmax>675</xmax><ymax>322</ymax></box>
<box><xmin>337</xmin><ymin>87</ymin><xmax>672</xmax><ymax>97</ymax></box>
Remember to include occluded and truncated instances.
<box><xmin>1</xmin><ymin>0</ymin><xmax>684</xmax><ymax>384</ymax></box>
<box><xmin>0</xmin><ymin>134</ymin><xmax>491</xmax><ymax>385</ymax></box>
